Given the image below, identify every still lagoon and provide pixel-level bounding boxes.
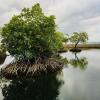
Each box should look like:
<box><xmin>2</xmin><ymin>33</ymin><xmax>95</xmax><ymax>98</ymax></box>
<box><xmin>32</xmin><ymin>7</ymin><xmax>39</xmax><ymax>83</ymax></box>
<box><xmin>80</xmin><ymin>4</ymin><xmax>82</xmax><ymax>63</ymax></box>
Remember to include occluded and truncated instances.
<box><xmin>0</xmin><ymin>49</ymin><xmax>100</xmax><ymax>100</ymax></box>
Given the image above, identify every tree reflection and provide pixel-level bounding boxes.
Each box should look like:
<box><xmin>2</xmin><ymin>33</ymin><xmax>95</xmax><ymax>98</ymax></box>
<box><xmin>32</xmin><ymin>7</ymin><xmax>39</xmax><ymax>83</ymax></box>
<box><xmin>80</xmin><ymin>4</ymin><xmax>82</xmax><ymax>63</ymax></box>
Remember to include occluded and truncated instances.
<box><xmin>2</xmin><ymin>72</ymin><xmax>64</xmax><ymax>100</ymax></box>
<box><xmin>69</xmin><ymin>52</ymin><xmax>88</xmax><ymax>70</ymax></box>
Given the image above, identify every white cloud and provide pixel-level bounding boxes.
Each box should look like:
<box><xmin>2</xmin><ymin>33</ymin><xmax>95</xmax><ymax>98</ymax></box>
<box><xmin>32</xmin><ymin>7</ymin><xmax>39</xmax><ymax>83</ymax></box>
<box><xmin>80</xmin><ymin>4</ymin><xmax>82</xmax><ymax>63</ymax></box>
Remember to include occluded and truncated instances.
<box><xmin>0</xmin><ymin>0</ymin><xmax>100</xmax><ymax>42</ymax></box>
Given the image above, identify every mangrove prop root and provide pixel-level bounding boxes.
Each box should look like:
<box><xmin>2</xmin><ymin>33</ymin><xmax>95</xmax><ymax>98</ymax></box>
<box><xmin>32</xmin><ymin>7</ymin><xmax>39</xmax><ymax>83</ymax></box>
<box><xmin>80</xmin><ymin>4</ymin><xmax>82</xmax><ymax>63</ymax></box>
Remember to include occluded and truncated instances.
<box><xmin>1</xmin><ymin>58</ymin><xmax>64</xmax><ymax>79</ymax></box>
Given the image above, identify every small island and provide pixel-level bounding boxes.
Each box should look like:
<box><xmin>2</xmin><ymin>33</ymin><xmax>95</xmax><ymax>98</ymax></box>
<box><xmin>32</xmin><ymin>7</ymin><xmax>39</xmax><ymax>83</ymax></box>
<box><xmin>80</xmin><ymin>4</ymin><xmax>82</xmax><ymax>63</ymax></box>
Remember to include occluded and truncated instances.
<box><xmin>0</xmin><ymin>3</ymin><xmax>67</xmax><ymax>79</ymax></box>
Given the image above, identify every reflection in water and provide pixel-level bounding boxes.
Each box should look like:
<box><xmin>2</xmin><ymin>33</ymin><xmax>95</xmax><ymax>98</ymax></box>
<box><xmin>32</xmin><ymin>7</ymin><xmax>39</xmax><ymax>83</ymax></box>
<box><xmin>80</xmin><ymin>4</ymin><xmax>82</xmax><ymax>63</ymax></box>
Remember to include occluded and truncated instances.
<box><xmin>69</xmin><ymin>52</ymin><xmax>88</xmax><ymax>70</ymax></box>
<box><xmin>2</xmin><ymin>72</ymin><xmax>64</xmax><ymax>100</ymax></box>
<box><xmin>58</xmin><ymin>50</ymin><xmax>100</xmax><ymax>100</ymax></box>
<box><xmin>0</xmin><ymin>50</ymin><xmax>100</xmax><ymax>100</ymax></box>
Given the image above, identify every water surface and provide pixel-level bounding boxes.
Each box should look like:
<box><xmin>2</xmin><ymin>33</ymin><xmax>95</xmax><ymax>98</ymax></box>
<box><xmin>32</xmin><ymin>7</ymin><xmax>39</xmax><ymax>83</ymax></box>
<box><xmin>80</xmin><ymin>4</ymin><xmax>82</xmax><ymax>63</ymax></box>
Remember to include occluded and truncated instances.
<box><xmin>0</xmin><ymin>49</ymin><xmax>100</xmax><ymax>100</ymax></box>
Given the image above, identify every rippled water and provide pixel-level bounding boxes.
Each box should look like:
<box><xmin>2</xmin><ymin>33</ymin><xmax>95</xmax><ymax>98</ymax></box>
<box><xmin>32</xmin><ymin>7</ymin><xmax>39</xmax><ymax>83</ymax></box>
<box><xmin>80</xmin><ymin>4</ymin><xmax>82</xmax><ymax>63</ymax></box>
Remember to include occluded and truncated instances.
<box><xmin>0</xmin><ymin>49</ymin><xmax>100</xmax><ymax>100</ymax></box>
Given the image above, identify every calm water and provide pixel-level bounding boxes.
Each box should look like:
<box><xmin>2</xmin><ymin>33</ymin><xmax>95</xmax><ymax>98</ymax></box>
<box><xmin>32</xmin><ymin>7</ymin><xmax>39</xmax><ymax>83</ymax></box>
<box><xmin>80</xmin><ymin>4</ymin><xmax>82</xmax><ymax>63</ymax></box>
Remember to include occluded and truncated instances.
<box><xmin>0</xmin><ymin>49</ymin><xmax>100</xmax><ymax>100</ymax></box>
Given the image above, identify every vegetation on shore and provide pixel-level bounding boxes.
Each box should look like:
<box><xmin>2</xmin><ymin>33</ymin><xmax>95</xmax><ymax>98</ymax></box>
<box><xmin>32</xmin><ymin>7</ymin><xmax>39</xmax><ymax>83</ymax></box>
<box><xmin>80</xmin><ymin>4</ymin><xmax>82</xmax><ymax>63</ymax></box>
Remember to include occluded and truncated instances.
<box><xmin>0</xmin><ymin>45</ymin><xmax>7</xmax><ymax>65</ymax></box>
<box><xmin>1</xmin><ymin>3</ymin><xmax>68</xmax><ymax>77</ymax></box>
<box><xmin>69</xmin><ymin>32</ymin><xmax>88</xmax><ymax>52</ymax></box>
<box><xmin>1</xmin><ymin>3</ymin><xmax>67</xmax><ymax>60</ymax></box>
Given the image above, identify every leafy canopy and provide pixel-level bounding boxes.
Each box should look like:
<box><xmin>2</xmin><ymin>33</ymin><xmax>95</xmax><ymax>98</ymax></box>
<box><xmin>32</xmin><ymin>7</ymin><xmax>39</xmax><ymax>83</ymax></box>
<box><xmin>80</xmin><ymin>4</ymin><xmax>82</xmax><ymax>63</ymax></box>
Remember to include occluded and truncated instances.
<box><xmin>70</xmin><ymin>32</ymin><xmax>88</xmax><ymax>48</ymax></box>
<box><xmin>1</xmin><ymin>3</ymin><xmax>64</xmax><ymax>60</ymax></box>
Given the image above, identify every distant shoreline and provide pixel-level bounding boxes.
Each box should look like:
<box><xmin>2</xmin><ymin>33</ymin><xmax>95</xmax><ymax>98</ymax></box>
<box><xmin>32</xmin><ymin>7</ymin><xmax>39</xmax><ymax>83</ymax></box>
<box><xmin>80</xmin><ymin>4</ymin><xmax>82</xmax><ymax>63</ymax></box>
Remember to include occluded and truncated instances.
<box><xmin>64</xmin><ymin>44</ymin><xmax>100</xmax><ymax>49</ymax></box>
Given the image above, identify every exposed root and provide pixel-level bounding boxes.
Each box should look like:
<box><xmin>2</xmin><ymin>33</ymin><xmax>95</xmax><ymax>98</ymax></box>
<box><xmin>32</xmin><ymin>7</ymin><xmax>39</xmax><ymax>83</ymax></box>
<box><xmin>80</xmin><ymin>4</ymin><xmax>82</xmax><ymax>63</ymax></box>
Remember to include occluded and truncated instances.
<box><xmin>1</xmin><ymin>58</ymin><xmax>64</xmax><ymax>79</ymax></box>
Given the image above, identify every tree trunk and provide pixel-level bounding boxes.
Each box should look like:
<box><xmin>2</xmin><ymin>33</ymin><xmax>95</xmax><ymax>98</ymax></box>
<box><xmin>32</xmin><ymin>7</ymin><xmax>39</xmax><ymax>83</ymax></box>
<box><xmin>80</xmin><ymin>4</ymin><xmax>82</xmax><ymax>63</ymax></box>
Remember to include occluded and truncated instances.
<box><xmin>74</xmin><ymin>39</ymin><xmax>80</xmax><ymax>48</ymax></box>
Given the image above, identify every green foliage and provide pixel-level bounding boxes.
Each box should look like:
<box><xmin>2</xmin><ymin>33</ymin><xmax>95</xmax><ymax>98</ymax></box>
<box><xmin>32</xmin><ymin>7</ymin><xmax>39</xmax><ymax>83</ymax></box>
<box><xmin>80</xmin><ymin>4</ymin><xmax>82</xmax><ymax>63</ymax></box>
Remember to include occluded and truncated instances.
<box><xmin>70</xmin><ymin>32</ymin><xmax>88</xmax><ymax>48</ymax></box>
<box><xmin>1</xmin><ymin>3</ymin><xmax>64</xmax><ymax>60</ymax></box>
<box><xmin>0</xmin><ymin>27</ymin><xmax>2</xmax><ymax>33</ymax></box>
<box><xmin>53</xmin><ymin>32</ymin><xmax>67</xmax><ymax>50</ymax></box>
<box><xmin>0</xmin><ymin>44</ymin><xmax>6</xmax><ymax>55</ymax></box>
<box><xmin>64</xmin><ymin>34</ymin><xmax>69</xmax><ymax>43</ymax></box>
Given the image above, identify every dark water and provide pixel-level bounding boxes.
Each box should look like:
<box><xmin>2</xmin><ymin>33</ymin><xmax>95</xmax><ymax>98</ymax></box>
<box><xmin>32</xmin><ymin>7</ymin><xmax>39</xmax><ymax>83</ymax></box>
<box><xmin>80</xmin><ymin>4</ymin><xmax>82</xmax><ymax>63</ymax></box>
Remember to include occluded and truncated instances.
<box><xmin>0</xmin><ymin>49</ymin><xmax>100</xmax><ymax>100</ymax></box>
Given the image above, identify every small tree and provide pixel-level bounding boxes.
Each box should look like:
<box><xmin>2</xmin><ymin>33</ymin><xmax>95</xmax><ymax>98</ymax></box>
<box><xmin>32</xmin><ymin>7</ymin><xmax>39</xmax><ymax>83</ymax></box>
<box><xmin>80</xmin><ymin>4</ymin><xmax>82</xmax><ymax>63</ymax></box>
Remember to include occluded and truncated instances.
<box><xmin>1</xmin><ymin>3</ymin><xmax>64</xmax><ymax>60</ymax></box>
<box><xmin>70</xmin><ymin>32</ymin><xmax>88</xmax><ymax>48</ymax></box>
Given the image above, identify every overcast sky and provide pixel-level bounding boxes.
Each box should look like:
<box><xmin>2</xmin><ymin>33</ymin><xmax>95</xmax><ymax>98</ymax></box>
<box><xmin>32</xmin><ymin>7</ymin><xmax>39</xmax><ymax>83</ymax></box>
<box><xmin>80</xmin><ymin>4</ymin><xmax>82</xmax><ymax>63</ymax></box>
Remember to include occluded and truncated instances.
<box><xmin>0</xmin><ymin>0</ymin><xmax>100</xmax><ymax>42</ymax></box>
